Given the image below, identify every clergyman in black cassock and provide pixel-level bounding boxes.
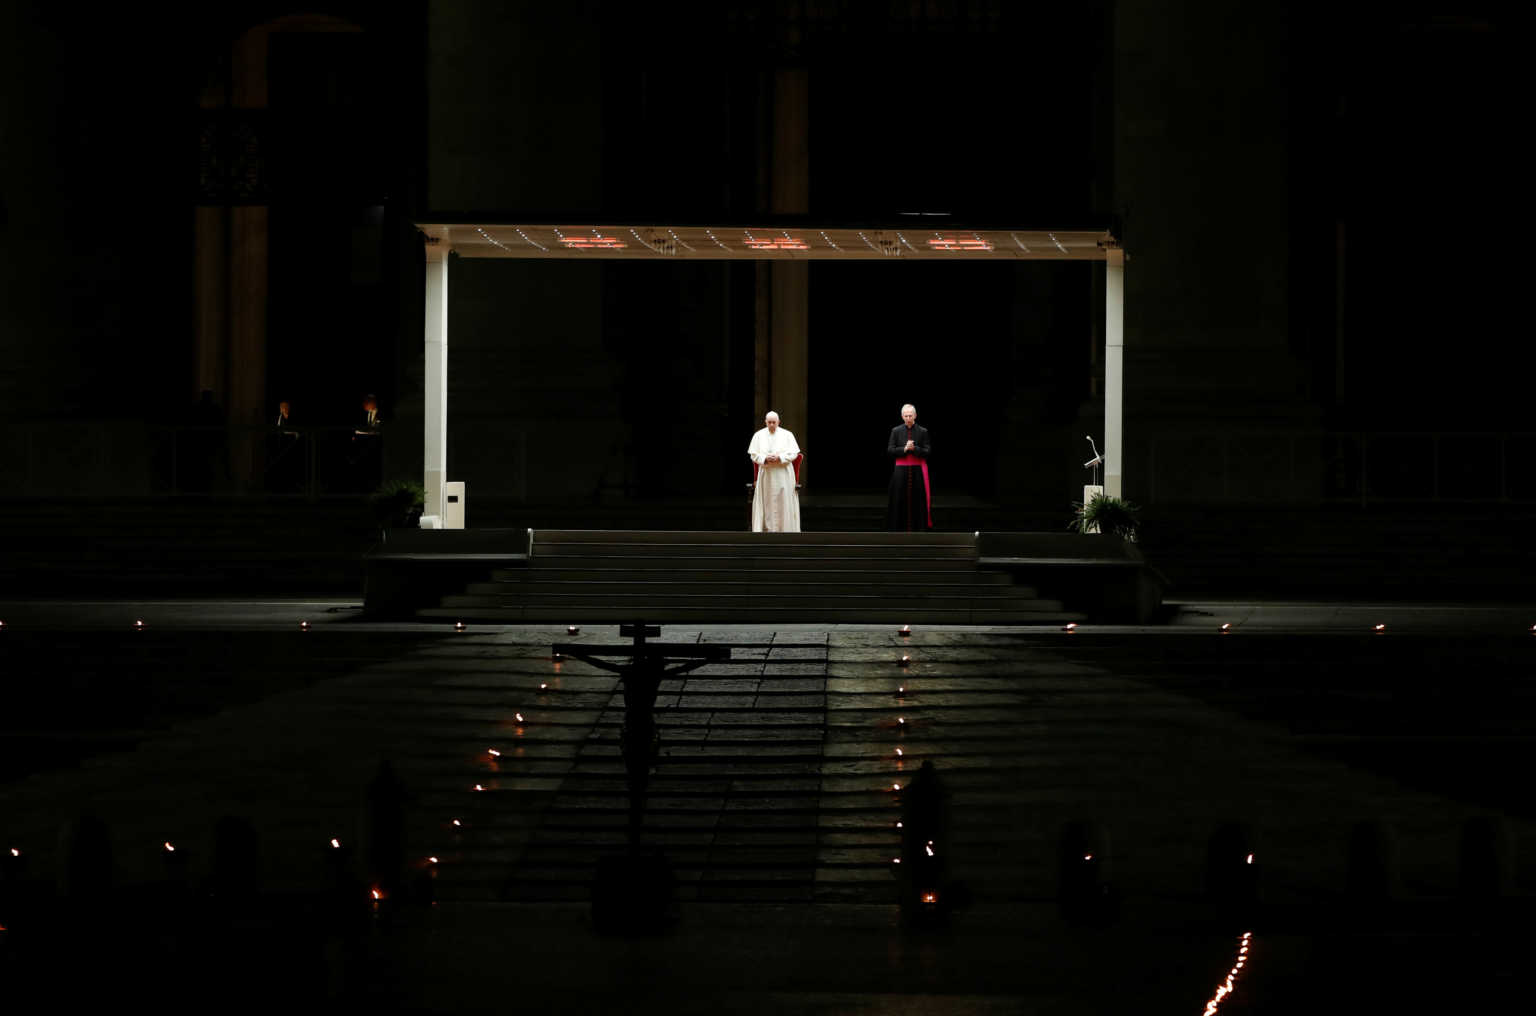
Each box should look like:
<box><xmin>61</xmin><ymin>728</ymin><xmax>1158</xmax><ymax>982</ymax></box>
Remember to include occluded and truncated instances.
<box><xmin>886</xmin><ymin>404</ymin><xmax>932</xmax><ymax>531</ymax></box>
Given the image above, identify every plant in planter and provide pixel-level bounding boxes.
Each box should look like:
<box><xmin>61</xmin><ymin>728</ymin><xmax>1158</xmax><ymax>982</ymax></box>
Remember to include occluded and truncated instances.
<box><xmin>1069</xmin><ymin>493</ymin><xmax>1141</xmax><ymax>541</ymax></box>
<box><xmin>368</xmin><ymin>478</ymin><xmax>426</xmax><ymax>540</ymax></box>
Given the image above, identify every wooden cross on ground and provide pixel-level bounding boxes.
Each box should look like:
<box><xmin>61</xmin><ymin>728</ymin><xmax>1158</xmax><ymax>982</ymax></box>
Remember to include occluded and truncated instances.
<box><xmin>553</xmin><ymin>623</ymin><xmax>731</xmax><ymax>849</ymax></box>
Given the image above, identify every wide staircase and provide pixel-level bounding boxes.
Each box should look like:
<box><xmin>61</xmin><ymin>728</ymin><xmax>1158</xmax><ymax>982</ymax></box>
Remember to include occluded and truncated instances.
<box><xmin>420</xmin><ymin>530</ymin><xmax>1079</xmax><ymax>625</ymax></box>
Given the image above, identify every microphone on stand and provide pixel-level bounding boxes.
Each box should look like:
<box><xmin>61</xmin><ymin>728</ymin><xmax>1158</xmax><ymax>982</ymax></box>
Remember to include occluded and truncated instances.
<box><xmin>1083</xmin><ymin>436</ymin><xmax>1102</xmax><ymax>470</ymax></box>
<box><xmin>1083</xmin><ymin>437</ymin><xmax>1103</xmax><ymax>488</ymax></box>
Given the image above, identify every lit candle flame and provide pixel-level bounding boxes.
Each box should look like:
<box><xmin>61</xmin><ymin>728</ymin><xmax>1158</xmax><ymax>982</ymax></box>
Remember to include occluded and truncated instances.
<box><xmin>299</xmin><ymin>620</ymin><xmax>309</xmax><ymax>630</ymax></box>
<box><xmin>164</xmin><ymin>841</ymin><xmax>175</xmax><ymax>852</ymax></box>
<box><xmin>455</xmin><ymin>621</ymin><xmax>466</xmax><ymax>632</ymax></box>
<box><xmin>134</xmin><ymin>620</ymin><xmax>145</xmax><ymax>630</ymax></box>
<box><xmin>427</xmin><ymin>856</ymin><xmax>438</xmax><ymax>864</ymax></box>
<box><xmin>1246</xmin><ymin>853</ymin><xmax>1253</xmax><ymax>864</ymax></box>
<box><xmin>1063</xmin><ymin>623</ymin><xmax>1077</xmax><ymax>632</ymax></box>
<box><xmin>452</xmin><ymin>819</ymin><xmax>462</xmax><ymax>827</ymax></box>
<box><xmin>925</xmin><ymin>843</ymin><xmax>935</xmax><ymax>857</ymax></box>
<box><xmin>9</xmin><ymin>848</ymin><xmax>19</xmax><ymax>857</ymax></box>
<box><xmin>899</xmin><ymin>625</ymin><xmax>911</xmax><ymax>636</ymax></box>
<box><xmin>1373</xmin><ymin>623</ymin><xmax>1386</xmax><ymax>632</ymax></box>
<box><xmin>892</xmin><ymin>783</ymin><xmax>901</xmax><ymax>791</ymax></box>
<box><xmin>895</xmin><ymin>821</ymin><xmax>903</xmax><ymax>829</ymax></box>
<box><xmin>892</xmin><ymin>857</ymin><xmax>901</xmax><ymax>864</ymax></box>
<box><xmin>921</xmin><ymin>891</ymin><xmax>937</xmax><ymax>903</ymax></box>
<box><xmin>1202</xmin><ymin>932</ymin><xmax>1253</xmax><ymax>1015</ymax></box>
<box><xmin>1220</xmin><ymin>623</ymin><xmax>1231</xmax><ymax>632</ymax></box>
<box><xmin>330</xmin><ymin>838</ymin><xmax>341</xmax><ymax>848</ymax></box>
<box><xmin>568</xmin><ymin>625</ymin><xmax>579</xmax><ymax>635</ymax></box>
<box><xmin>895</xmin><ymin>747</ymin><xmax>903</xmax><ymax>756</ymax></box>
<box><xmin>540</xmin><ymin>683</ymin><xmax>548</xmax><ymax>690</ymax></box>
<box><xmin>473</xmin><ymin>784</ymin><xmax>484</xmax><ymax>791</ymax></box>
<box><xmin>897</xmin><ymin>686</ymin><xmax>905</xmax><ymax>694</ymax></box>
<box><xmin>488</xmin><ymin>748</ymin><xmax>501</xmax><ymax>757</ymax></box>
<box><xmin>1083</xmin><ymin>854</ymin><xmax>1093</xmax><ymax>861</ymax></box>
<box><xmin>371</xmin><ymin>888</ymin><xmax>381</xmax><ymax>900</ymax></box>
<box><xmin>515</xmin><ymin>713</ymin><xmax>524</xmax><ymax>723</ymax></box>
<box><xmin>898</xmin><ymin>717</ymin><xmax>905</xmax><ymax>725</ymax></box>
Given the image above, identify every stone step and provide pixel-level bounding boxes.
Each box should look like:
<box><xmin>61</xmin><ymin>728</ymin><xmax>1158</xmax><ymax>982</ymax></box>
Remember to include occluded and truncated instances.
<box><xmin>494</xmin><ymin>566</ymin><xmax>1008</xmax><ymax>582</ymax></box>
<box><xmin>419</xmin><ymin>604</ymin><xmax>1079</xmax><ymax>624</ymax></box>
<box><xmin>443</xmin><ymin>589</ymin><xmax>1046</xmax><ymax>610</ymax></box>
<box><xmin>535</xmin><ymin>546</ymin><xmax>976</xmax><ymax>561</ymax></box>
<box><xmin>467</xmin><ymin>578</ymin><xmax>1031</xmax><ymax>597</ymax></box>
<box><xmin>417</xmin><ymin>528</ymin><xmax>1067</xmax><ymax>624</ymax></box>
<box><xmin>525</xmin><ymin>555</ymin><xmax>979</xmax><ymax>571</ymax></box>
<box><xmin>530</xmin><ymin>529</ymin><xmax>977</xmax><ymax>547</ymax></box>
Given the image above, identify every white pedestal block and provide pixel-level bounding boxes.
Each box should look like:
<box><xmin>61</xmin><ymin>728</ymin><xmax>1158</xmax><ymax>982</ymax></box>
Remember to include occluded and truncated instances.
<box><xmin>443</xmin><ymin>481</ymin><xmax>466</xmax><ymax>530</ymax></box>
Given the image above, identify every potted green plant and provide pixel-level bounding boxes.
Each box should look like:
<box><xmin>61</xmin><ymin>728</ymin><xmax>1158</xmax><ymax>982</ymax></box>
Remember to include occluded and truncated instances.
<box><xmin>368</xmin><ymin>478</ymin><xmax>425</xmax><ymax>540</ymax></box>
<box><xmin>1070</xmin><ymin>493</ymin><xmax>1141</xmax><ymax>541</ymax></box>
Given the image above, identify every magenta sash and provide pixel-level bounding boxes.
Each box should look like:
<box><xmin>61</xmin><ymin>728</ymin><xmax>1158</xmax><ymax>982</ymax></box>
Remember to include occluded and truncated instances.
<box><xmin>894</xmin><ymin>455</ymin><xmax>931</xmax><ymax>527</ymax></box>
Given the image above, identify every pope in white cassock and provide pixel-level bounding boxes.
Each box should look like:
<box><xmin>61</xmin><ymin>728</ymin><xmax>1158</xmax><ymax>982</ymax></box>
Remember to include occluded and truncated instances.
<box><xmin>748</xmin><ymin>411</ymin><xmax>801</xmax><ymax>533</ymax></box>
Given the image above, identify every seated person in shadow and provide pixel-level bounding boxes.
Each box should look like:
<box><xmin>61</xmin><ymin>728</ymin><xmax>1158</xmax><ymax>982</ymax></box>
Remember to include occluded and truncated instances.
<box><xmin>265</xmin><ymin>400</ymin><xmax>304</xmax><ymax>492</ymax></box>
<box><xmin>349</xmin><ymin>393</ymin><xmax>384</xmax><ymax>491</ymax></box>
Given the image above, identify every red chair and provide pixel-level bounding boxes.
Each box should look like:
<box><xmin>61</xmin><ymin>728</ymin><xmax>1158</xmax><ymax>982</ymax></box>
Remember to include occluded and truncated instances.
<box><xmin>748</xmin><ymin>452</ymin><xmax>803</xmax><ymax>494</ymax></box>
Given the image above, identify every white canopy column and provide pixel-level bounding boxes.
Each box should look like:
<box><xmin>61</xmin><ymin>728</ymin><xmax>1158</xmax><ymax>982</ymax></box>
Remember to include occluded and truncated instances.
<box><xmin>421</xmin><ymin>236</ymin><xmax>449</xmax><ymax>527</ymax></box>
<box><xmin>1104</xmin><ymin>248</ymin><xmax>1125</xmax><ymax>498</ymax></box>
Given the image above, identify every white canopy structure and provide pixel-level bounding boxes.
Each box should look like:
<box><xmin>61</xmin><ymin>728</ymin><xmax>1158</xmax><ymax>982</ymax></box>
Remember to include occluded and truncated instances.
<box><xmin>414</xmin><ymin>220</ymin><xmax>1124</xmax><ymax>526</ymax></box>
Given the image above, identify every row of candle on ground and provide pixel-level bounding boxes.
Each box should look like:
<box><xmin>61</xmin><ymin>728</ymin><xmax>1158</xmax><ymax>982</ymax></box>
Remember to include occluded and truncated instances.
<box><xmin>0</xmin><ymin>620</ymin><xmax>586</xmax><ymax>634</ymax></box>
<box><xmin>5</xmin><ymin>814</ymin><xmax>1514</xmax><ymax>921</ymax></box>
<box><xmin>876</xmin><ymin>815</ymin><xmax>1515</xmax><ymax>902</ymax></box>
<box><xmin>6</xmin><ymin>619</ymin><xmax>1530</xmax><ymax>634</ymax></box>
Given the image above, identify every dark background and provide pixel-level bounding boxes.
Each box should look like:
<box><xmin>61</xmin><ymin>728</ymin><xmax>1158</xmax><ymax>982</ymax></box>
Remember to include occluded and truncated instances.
<box><xmin>0</xmin><ymin>0</ymin><xmax>1524</xmax><ymax>514</ymax></box>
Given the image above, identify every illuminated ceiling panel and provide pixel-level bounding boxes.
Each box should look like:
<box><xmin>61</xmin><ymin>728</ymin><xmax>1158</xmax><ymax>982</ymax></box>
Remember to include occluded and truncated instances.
<box><xmin>421</xmin><ymin>222</ymin><xmax>1119</xmax><ymax>261</ymax></box>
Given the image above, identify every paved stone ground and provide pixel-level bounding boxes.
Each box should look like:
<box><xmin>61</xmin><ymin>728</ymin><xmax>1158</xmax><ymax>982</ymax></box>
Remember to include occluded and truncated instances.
<box><xmin>2</xmin><ymin>598</ymin><xmax>1533</xmax><ymax>1012</ymax></box>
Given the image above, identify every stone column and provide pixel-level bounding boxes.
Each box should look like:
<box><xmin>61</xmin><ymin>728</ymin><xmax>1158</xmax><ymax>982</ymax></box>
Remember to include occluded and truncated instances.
<box><xmin>759</xmin><ymin>67</ymin><xmax>809</xmax><ymax>476</ymax></box>
<box><xmin>1104</xmin><ymin>250</ymin><xmax>1125</xmax><ymax>498</ymax></box>
<box><xmin>227</xmin><ymin>29</ymin><xmax>270</xmax><ymax>489</ymax></box>
<box><xmin>420</xmin><ymin>238</ymin><xmax>449</xmax><ymax>528</ymax></box>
